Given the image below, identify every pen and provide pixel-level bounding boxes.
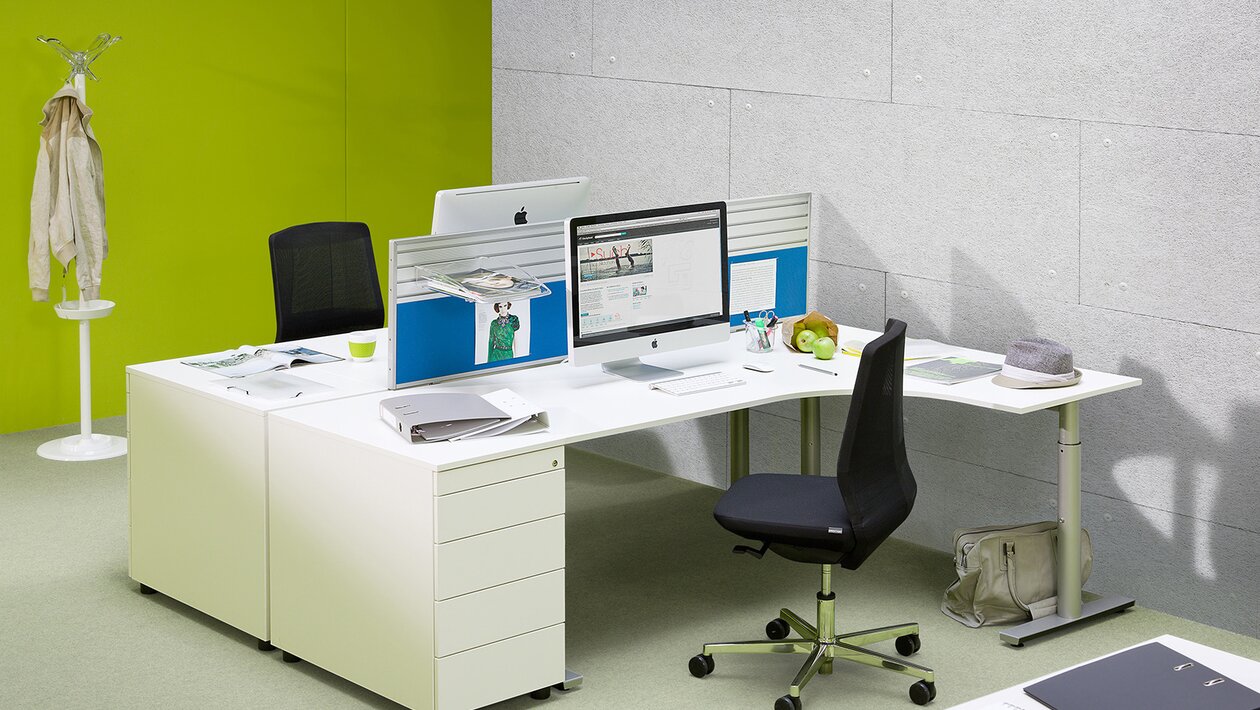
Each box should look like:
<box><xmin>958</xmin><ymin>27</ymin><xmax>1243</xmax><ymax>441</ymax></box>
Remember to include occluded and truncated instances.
<box><xmin>798</xmin><ymin>363</ymin><xmax>839</xmax><ymax>376</ymax></box>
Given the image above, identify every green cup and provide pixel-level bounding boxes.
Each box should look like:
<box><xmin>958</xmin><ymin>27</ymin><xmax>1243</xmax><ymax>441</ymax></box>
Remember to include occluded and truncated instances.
<box><xmin>348</xmin><ymin>331</ymin><xmax>377</xmax><ymax>362</ymax></box>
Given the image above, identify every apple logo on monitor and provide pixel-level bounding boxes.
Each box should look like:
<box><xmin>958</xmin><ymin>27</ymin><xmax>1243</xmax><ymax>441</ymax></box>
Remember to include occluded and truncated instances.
<box><xmin>514</xmin><ymin>206</ymin><xmax>528</xmax><ymax>225</ymax></box>
<box><xmin>651</xmin><ymin>338</ymin><xmax>659</xmax><ymax>349</ymax></box>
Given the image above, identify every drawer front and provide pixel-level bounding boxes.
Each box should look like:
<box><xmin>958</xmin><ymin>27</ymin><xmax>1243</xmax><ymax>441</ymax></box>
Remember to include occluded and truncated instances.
<box><xmin>435</xmin><ymin>469</ymin><xmax>564</xmax><ymax>543</ymax></box>
<box><xmin>436</xmin><ymin>624</ymin><xmax>564</xmax><ymax>710</ymax></box>
<box><xmin>435</xmin><ymin>570</ymin><xmax>564</xmax><ymax>657</ymax></box>
<box><xmin>435</xmin><ymin>447</ymin><xmax>564</xmax><ymax>496</ymax></box>
<box><xmin>435</xmin><ymin>515</ymin><xmax>564</xmax><ymax>600</ymax></box>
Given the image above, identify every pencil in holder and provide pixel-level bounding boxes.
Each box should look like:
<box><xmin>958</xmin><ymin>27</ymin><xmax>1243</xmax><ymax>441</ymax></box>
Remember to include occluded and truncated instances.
<box><xmin>745</xmin><ymin>321</ymin><xmax>776</xmax><ymax>353</ymax></box>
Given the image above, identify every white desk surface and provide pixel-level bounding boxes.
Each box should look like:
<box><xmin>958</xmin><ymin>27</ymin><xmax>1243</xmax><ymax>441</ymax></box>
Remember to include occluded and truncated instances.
<box><xmin>949</xmin><ymin>634</ymin><xmax>1260</xmax><ymax>709</ymax></box>
<box><xmin>125</xmin><ymin>329</ymin><xmax>389</xmax><ymax>414</ymax></box>
<box><xmin>269</xmin><ymin>325</ymin><xmax>1140</xmax><ymax>472</ymax></box>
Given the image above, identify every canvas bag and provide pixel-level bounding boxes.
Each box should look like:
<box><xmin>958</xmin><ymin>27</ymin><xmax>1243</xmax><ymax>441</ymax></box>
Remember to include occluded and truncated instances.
<box><xmin>941</xmin><ymin>521</ymin><xmax>1092</xmax><ymax>628</ymax></box>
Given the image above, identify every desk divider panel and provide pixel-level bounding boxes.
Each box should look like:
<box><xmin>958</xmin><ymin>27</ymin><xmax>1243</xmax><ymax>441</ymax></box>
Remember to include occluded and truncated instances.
<box><xmin>388</xmin><ymin>192</ymin><xmax>811</xmax><ymax>389</ymax></box>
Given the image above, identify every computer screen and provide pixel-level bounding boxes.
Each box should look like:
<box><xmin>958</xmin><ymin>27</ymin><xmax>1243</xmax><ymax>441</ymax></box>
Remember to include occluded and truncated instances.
<box><xmin>566</xmin><ymin>202</ymin><xmax>729</xmax><ymax>378</ymax></box>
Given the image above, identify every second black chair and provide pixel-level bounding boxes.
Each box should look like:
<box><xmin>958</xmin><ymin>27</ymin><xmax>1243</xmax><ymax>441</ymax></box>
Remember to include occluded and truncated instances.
<box><xmin>268</xmin><ymin>221</ymin><xmax>384</xmax><ymax>343</ymax></box>
<box><xmin>688</xmin><ymin>318</ymin><xmax>936</xmax><ymax>709</ymax></box>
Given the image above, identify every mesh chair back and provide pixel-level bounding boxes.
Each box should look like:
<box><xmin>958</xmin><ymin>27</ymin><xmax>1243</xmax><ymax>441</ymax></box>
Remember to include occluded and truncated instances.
<box><xmin>834</xmin><ymin>318</ymin><xmax>916</xmax><ymax>569</ymax></box>
<box><xmin>269</xmin><ymin>222</ymin><xmax>384</xmax><ymax>342</ymax></box>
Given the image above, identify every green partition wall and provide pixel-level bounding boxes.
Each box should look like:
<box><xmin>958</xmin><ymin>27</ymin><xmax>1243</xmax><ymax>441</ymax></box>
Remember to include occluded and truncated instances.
<box><xmin>0</xmin><ymin>2</ymin><xmax>489</xmax><ymax>434</ymax></box>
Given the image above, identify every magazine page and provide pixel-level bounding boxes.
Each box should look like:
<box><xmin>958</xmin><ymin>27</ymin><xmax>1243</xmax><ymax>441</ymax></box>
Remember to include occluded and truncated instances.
<box><xmin>255</xmin><ymin>345</ymin><xmax>342</xmax><ymax>367</ymax></box>
<box><xmin>181</xmin><ymin>349</ymin><xmax>282</xmax><ymax>378</ymax></box>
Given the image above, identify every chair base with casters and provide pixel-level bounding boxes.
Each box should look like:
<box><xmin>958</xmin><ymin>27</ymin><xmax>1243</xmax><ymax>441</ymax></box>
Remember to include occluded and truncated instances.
<box><xmin>689</xmin><ymin>565</ymin><xmax>935</xmax><ymax>709</ymax></box>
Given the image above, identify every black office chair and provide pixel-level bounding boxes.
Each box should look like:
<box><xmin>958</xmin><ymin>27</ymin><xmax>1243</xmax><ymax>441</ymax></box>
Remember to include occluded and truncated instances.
<box><xmin>268</xmin><ymin>222</ymin><xmax>384</xmax><ymax>342</ymax></box>
<box><xmin>688</xmin><ymin>319</ymin><xmax>935</xmax><ymax>710</ymax></box>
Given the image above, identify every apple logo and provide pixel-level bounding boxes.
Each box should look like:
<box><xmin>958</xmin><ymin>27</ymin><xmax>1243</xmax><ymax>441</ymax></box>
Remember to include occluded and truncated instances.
<box><xmin>651</xmin><ymin>338</ymin><xmax>659</xmax><ymax>349</ymax></box>
<box><xmin>514</xmin><ymin>206</ymin><xmax>528</xmax><ymax>225</ymax></box>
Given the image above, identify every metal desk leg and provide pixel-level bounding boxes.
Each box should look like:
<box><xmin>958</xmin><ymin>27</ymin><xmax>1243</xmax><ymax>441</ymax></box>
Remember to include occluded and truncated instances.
<box><xmin>730</xmin><ymin>408</ymin><xmax>750</xmax><ymax>483</ymax></box>
<box><xmin>558</xmin><ymin>669</ymin><xmax>583</xmax><ymax>691</ymax></box>
<box><xmin>1000</xmin><ymin>401</ymin><xmax>1135</xmax><ymax>646</ymax></box>
<box><xmin>801</xmin><ymin>397</ymin><xmax>821</xmax><ymax>475</ymax></box>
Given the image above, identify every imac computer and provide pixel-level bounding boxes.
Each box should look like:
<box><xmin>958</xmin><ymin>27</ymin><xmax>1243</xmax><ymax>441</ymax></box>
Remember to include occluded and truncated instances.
<box><xmin>565</xmin><ymin>202</ymin><xmax>730</xmax><ymax>381</ymax></box>
<box><xmin>431</xmin><ymin>177</ymin><xmax>591</xmax><ymax>235</ymax></box>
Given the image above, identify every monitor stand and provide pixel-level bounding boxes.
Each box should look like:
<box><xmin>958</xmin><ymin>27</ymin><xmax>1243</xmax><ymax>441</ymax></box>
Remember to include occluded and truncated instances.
<box><xmin>601</xmin><ymin>358</ymin><xmax>683</xmax><ymax>382</ymax></box>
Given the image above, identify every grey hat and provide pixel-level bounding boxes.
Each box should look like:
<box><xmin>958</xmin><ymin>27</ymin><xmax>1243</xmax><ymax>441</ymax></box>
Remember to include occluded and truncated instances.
<box><xmin>992</xmin><ymin>337</ymin><xmax>1082</xmax><ymax>389</ymax></box>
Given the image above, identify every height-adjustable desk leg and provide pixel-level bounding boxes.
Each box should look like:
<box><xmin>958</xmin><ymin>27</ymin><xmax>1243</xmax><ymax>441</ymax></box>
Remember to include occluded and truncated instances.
<box><xmin>999</xmin><ymin>401</ymin><xmax>1135</xmax><ymax>646</ymax></box>
<box><xmin>730</xmin><ymin>409</ymin><xmax>750</xmax><ymax>483</ymax></box>
<box><xmin>801</xmin><ymin>397</ymin><xmax>822</xmax><ymax>475</ymax></box>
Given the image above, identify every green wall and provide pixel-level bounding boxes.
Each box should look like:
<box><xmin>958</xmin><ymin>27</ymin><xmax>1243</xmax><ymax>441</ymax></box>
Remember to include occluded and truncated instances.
<box><xmin>0</xmin><ymin>2</ymin><xmax>489</xmax><ymax>434</ymax></box>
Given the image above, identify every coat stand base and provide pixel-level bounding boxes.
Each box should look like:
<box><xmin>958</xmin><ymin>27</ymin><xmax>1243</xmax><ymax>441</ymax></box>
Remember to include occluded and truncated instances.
<box><xmin>38</xmin><ymin>299</ymin><xmax>127</xmax><ymax>462</ymax></box>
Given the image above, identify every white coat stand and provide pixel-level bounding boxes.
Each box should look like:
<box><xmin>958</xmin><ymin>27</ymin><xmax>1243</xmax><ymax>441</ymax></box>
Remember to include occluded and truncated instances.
<box><xmin>36</xmin><ymin>35</ymin><xmax>127</xmax><ymax>462</ymax></box>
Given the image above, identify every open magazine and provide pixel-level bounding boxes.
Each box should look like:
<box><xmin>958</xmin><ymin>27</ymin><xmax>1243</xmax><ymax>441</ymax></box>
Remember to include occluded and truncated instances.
<box><xmin>181</xmin><ymin>345</ymin><xmax>342</xmax><ymax>378</ymax></box>
<box><xmin>417</xmin><ymin>264</ymin><xmax>548</xmax><ymax>302</ymax></box>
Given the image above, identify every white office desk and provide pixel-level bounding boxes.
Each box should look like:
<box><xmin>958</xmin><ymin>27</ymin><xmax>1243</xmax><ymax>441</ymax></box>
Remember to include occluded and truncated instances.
<box><xmin>950</xmin><ymin>634</ymin><xmax>1260</xmax><ymax>709</ymax></box>
<box><xmin>125</xmin><ymin>330</ymin><xmax>388</xmax><ymax>643</ymax></box>
<box><xmin>262</xmin><ymin>328</ymin><xmax>1139</xmax><ymax>709</ymax></box>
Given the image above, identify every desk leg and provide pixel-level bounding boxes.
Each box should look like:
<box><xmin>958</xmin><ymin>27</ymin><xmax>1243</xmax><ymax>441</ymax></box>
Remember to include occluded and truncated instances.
<box><xmin>729</xmin><ymin>409</ymin><xmax>750</xmax><ymax>483</ymax></box>
<box><xmin>801</xmin><ymin>398</ymin><xmax>822</xmax><ymax>475</ymax></box>
<box><xmin>999</xmin><ymin>402</ymin><xmax>1134</xmax><ymax>646</ymax></box>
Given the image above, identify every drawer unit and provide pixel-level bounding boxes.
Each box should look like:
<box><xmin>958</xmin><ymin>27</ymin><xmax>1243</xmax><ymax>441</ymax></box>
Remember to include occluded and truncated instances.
<box><xmin>434</xmin><ymin>570</ymin><xmax>564</xmax><ymax>657</ymax></box>
<box><xmin>435</xmin><ymin>623</ymin><xmax>564</xmax><ymax>710</ymax></box>
<box><xmin>434</xmin><ymin>515</ymin><xmax>565</xmax><ymax>600</ymax></box>
<box><xmin>435</xmin><ymin>469</ymin><xmax>564</xmax><ymax>543</ymax></box>
<box><xmin>436</xmin><ymin>447</ymin><xmax>564</xmax><ymax>496</ymax></box>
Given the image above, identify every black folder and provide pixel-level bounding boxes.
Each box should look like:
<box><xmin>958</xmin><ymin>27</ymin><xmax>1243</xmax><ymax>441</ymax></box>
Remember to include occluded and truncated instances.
<box><xmin>1024</xmin><ymin>641</ymin><xmax>1260</xmax><ymax>710</ymax></box>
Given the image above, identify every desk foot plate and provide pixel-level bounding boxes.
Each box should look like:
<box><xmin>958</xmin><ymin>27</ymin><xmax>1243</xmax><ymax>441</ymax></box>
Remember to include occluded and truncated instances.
<box><xmin>1000</xmin><ymin>594</ymin><xmax>1135</xmax><ymax>646</ymax></box>
<box><xmin>558</xmin><ymin>669</ymin><xmax>583</xmax><ymax>690</ymax></box>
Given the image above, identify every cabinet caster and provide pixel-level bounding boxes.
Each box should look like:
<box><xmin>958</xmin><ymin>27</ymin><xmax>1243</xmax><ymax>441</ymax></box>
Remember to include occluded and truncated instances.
<box><xmin>529</xmin><ymin>687</ymin><xmax>551</xmax><ymax>700</ymax></box>
<box><xmin>895</xmin><ymin>633</ymin><xmax>921</xmax><ymax>657</ymax></box>
<box><xmin>775</xmin><ymin>694</ymin><xmax>802</xmax><ymax>710</ymax></box>
<box><xmin>257</xmin><ymin>639</ymin><xmax>275</xmax><ymax>652</ymax></box>
<box><xmin>282</xmin><ymin>651</ymin><xmax>302</xmax><ymax>664</ymax></box>
<box><xmin>766</xmin><ymin>618</ymin><xmax>790</xmax><ymax>640</ymax></box>
<box><xmin>688</xmin><ymin>654</ymin><xmax>715</xmax><ymax>678</ymax></box>
<box><xmin>139</xmin><ymin>584</ymin><xmax>157</xmax><ymax>595</ymax></box>
<box><xmin>909</xmin><ymin>680</ymin><xmax>936</xmax><ymax>705</ymax></box>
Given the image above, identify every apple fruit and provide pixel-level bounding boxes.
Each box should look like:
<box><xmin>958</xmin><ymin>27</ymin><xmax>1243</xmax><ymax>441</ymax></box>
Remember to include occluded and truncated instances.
<box><xmin>794</xmin><ymin>328</ymin><xmax>818</xmax><ymax>352</ymax></box>
<box><xmin>812</xmin><ymin>337</ymin><xmax>837</xmax><ymax>360</ymax></box>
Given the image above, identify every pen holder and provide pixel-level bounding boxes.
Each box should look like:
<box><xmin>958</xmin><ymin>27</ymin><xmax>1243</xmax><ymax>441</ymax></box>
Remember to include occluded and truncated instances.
<box><xmin>745</xmin><ymin>321</ymin><xmax>777</xmax><ymax>353</ymax></box>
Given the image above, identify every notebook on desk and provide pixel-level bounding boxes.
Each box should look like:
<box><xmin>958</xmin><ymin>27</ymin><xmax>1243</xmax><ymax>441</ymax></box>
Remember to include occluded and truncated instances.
<box><xmin>1023</xmin><ymin>641</ymin><xmax>1260</xmax><ymax>710</ymax></box>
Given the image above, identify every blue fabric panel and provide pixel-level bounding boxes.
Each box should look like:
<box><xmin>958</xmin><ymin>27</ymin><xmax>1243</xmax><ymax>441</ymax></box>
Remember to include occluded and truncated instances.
<box><xmin>728</xmin><ymin>246</ymin><xmax>809</xmax><ymax>327</ymax></box>
<box><xmin>395</xmin><ymin>279</ymin><xmax>569</xmax><ymax>386</ymax></box>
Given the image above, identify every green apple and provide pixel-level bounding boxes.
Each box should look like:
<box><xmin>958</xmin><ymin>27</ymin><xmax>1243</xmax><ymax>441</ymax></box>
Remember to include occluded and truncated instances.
<box><xmin>794</xmin><ymin>328</ymin><xmax>818</xmax><ymax>352</ymax></box>
<box><xmin>812</xmin><ymin>337</ymin><xmax>837</xmax><ymax>360</ymax></box>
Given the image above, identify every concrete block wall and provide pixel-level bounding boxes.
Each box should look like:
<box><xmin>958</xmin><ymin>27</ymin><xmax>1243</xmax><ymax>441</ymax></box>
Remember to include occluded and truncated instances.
<box><xmin>491</xmin><ymin>1</ymin><xmax>1260</xmax><ymax>637</ymax></box>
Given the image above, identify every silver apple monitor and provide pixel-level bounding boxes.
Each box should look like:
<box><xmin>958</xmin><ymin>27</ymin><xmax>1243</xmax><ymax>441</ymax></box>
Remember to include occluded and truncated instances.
<box><xmin>565</xmin><ymin>202</ymin><xmax>730</xmax><ymax>381</ymax></box>
<box><xmin>431</xmin><ymin>177</ymin><xmax>591</xmax><ymax>235</ymax></box>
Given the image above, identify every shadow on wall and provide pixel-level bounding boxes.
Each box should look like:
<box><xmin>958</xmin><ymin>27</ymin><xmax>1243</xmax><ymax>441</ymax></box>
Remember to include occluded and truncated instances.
<box><xmin>889</xmin><ymin>247</ymin><xmax>1258</xmax><ymax>635</ymax></box>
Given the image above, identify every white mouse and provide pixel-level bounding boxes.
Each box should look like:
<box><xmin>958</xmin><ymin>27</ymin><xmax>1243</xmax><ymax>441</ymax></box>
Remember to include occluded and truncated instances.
<box><xmin>743</xmin><ymin>362</ymin><xmax>775</xmax><ymax>373</ymax></box>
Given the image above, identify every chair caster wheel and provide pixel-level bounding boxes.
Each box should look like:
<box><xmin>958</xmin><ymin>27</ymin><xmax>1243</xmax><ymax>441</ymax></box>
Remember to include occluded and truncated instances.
<box><xmin>774</xmin><ymin>694</ymin><xmax>803</xmax><ymax>710</ymax></box>
<box><xmin>282</xmin><ymin>651</ymin><xmax>302</xmax><ymax>664</ymax></box>
<box><xmin>766</xmin><ymin>618</ymin><xmax>790</xmax><ymax>640</ymax></box>
<box><xmin>895</xmin><ymin>633</ymin><xmax>921</xmax><ymax>656</ymax></box>
<box><xmin>257</xmin><ymin>639</ymin><xmax>275</xmax><ymax>652</ymax></box>
<box><xmin>139</xmin><ymin>584</ymin><xmax>157</xmax><ymax>595</ymax></box>
<box><xmin>910</xmin><ymin>680</ymin><xmax>936</xmax><ymax>705</ymax></box>
<box><xmin>529</xmin><ymin>687</ymin><xmax>551</xmax><ymax>700</ymax></box>
<box><xmin>688</xmin><ymin>654</ymin><xmax>715</xmax><ymax>678</ymax></box>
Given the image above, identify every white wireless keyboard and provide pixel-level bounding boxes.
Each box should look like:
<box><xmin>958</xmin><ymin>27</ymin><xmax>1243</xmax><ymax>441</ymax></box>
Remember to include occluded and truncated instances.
<box><xmin>649</xmin><ymin>371</ymin><xmax>746</xmax><ymax>396</ymax></box>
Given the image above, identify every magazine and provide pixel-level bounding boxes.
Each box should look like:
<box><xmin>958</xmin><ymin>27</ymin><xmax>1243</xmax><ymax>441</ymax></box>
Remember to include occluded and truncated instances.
<box><xmin>420</xmin><ymin>266</ymin><xmax>546</xmax><ymax>301</ymax></box>
<box><xmin>181</xmin><ymin>345</ymin><xmax>342</xmax><ymax>378</ymax></box>
<box><xmin>904</xmin><ymin>357</ymin><xmax>1002</xmax><ymax>385</ymax></box>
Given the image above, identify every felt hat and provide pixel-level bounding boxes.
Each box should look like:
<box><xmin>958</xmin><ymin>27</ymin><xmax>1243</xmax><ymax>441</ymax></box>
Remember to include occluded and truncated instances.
<box><xmin>992</xmin><ymin>337</ymin><xmax>1083</xmax><ymax>389</ymax></box>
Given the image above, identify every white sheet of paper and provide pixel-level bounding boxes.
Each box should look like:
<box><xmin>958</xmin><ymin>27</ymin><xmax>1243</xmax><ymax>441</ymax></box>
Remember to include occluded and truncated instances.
<box><xmin>729</xmin><ymin>259</ymin><xmax>777</xmax><ymax>313</ymax></box>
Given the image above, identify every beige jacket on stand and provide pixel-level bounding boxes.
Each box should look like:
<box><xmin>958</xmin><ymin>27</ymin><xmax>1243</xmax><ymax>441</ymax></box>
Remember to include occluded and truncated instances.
<box><xmin>29</xmin><ymin>83</ymin><xmax>108</xmax><ymax>302</ymax></box>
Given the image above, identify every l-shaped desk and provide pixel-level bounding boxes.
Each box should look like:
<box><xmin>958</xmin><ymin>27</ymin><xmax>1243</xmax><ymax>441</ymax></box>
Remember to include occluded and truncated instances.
<box><xmin>127</xmin><ymin>326</ymin><xmax>1140</xmax><ymax>710</ymax></box>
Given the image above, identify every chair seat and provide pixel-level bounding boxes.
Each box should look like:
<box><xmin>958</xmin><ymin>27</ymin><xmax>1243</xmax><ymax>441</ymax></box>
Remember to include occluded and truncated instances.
<box><xmin>713</xmin><ymin>474</ymin><xmax>856</xmax><ymax>563</ymax></box>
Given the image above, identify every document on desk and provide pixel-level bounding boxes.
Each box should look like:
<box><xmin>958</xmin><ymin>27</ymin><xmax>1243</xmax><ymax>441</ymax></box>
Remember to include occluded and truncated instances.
<box><xmin>729</xmin><ymin>259</ymin><xmax>777</xmax><ymax>313</ymax></box>
<box><xmin>211</xmin><ymin>372</ymin><xmax>332</xmax><ymax>400</ymax></box>
<box><xmin>449</xmin><ymin>389</ymin><xmax>549</xmax><ymax>441</ymax></box>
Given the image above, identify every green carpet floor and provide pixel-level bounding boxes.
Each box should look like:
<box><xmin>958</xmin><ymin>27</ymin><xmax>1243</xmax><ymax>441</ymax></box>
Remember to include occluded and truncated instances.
<box><xmin>3</xmin><ymin>418</ymin><xmax>1257</xmax><ymax>709</ymax></box>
